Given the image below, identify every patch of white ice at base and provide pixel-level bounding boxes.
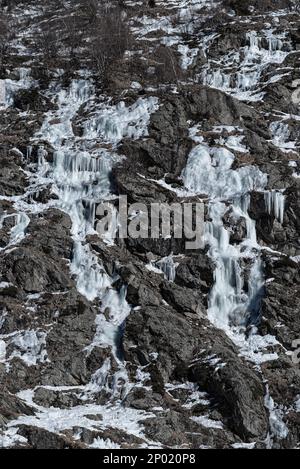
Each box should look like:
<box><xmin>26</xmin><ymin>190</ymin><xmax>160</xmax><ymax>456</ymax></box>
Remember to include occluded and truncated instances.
<box><xmin>234</xmin><ymin>331</ymin><xmax>280</xmax><ymax>365</ymax></box>
<box><xmin>10</xmin><ymin>390</ymin><xmax>155</xmax><ymax>445</ymax></box>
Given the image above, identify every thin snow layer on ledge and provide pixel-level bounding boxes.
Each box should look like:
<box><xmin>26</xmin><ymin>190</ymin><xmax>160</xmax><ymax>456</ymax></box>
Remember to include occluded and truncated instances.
<box><xmin>215</xmin><ymin>135</ymin><xmax>249</xmax><ymax>154</ymax></box>
<box><xmin>84</xmin><ymin>97</ymin><xmax>159</xmax><ymax>144</ymax></box>
<box><xmin>182</xmin><ymin>144</ymin><xmax>267</xmax><ymax>199</ymax></box>
<box><xmin>191</xmin><ymin>415</ymin><xmax>224</xmax><ymax>430</ymax></box>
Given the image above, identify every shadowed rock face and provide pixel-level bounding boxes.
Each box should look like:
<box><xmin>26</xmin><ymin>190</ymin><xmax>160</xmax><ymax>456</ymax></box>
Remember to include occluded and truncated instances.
<box><xmin>0</xmin><ymin>0</ymin><xmax>300</xmax><ymax>450</ymax></box>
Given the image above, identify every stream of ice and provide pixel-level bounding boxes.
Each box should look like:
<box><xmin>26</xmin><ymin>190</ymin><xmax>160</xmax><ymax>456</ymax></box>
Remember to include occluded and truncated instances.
<box><xmin>33</xmin><ymin>80</ymin><xmax>158</xmax><ymax>361</ymax></box>
<box><xmin>202</xmin><ymin>30</ymin><xmax>290</xmax><ymax>101</ymax></box>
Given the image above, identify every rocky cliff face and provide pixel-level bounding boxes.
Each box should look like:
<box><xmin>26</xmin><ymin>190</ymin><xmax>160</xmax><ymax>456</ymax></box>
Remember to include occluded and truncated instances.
<box><xmin>0</xmin><ymin>0</ymin><xmax>300</xmax><ymax>449</ymax></box>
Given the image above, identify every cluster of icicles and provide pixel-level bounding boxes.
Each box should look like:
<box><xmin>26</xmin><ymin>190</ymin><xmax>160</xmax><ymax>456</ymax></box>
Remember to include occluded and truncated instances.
<box><xmin>202</xmin><ymin>30</ymin><xmax>290</xmax><ymax>101</ymax></box>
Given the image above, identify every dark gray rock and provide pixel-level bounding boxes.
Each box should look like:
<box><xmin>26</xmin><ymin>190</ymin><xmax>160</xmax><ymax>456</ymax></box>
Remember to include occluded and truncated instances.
<box><xmin>17</xmin><ymin>425</ymin><xmax>85</xmax><ymax>449</ymax></box>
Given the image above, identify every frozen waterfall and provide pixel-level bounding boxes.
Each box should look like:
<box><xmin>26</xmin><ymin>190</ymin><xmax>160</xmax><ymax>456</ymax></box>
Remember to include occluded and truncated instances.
<box><xmin>183</xmin><ymin>140</ymin><xmax>268</xmax><ymax>330</ymax></box>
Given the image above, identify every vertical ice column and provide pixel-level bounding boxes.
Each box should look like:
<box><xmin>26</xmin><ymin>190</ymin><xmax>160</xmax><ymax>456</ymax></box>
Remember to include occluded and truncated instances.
<box><xmin>264</xmin><ymin>191</ymin><xmax>285</xmax><ymax>224</ymax></box>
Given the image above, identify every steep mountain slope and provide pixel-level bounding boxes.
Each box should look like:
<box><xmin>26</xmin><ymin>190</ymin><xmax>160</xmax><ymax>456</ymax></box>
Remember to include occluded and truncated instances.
<box><xmin>0</xmin><ymin>0</ymin><xmax>300</xmax><ymax>449</ymax></box>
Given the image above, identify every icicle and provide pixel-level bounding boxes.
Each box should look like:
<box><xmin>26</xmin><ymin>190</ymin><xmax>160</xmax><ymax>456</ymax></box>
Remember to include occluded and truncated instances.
<box><xmin>0</xmin><ymin>68</ymin><xmax>33</xmax><ymax>108</ymax></box>
<box><xmin>9</xmin><ymin>213</ymin><xmax>30</xmax><ymax>245</ymax></box>
<box><xmin>84</xmin><ymin>97</ymin><xmax>159</xmax><ymax>144</ymax></box>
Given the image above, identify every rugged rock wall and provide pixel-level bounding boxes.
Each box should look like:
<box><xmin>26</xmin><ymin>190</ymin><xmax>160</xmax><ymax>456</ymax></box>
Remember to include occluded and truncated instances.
<box><xmin>0</xmin><ymin>0</ymin><xmax>300</xmax><ymax>449</ymax></box>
